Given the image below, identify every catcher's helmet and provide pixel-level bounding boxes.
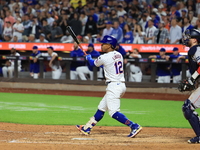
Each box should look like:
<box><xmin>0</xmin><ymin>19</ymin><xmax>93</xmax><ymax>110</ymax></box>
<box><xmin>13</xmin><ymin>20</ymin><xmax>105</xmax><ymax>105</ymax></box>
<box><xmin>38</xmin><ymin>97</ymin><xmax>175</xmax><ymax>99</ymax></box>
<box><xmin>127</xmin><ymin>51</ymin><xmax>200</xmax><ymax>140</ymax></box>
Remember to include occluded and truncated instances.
<box><xmin>100</xmin><ymin>35</ymin><xmax>117</xmax><ymax>49</ymax></box>
<box><xmin>183</xmin><ymin>29</ymin><xmax>200</xmax><ymax>46</ymax></box>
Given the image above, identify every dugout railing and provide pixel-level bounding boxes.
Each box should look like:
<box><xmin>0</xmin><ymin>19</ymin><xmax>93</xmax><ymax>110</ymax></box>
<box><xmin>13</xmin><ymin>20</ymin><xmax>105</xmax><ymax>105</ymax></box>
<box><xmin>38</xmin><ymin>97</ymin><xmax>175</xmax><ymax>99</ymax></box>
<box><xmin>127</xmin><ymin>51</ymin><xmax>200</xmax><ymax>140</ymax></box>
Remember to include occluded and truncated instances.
<box><xmin>0</xmin><ymin>55</ymin><xmax>189</xmax><ymax>82</ymax></box>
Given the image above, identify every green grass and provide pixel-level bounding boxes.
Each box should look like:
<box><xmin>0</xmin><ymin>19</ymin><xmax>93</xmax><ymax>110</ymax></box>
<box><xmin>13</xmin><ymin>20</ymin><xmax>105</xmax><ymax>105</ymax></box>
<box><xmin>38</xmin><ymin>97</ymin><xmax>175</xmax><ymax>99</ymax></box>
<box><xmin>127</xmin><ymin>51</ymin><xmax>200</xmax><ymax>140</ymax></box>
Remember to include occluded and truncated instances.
<box><xmin>0</xmin><ymin>92</ymin><xmax>197</xmax><ymax>128</ymax></box>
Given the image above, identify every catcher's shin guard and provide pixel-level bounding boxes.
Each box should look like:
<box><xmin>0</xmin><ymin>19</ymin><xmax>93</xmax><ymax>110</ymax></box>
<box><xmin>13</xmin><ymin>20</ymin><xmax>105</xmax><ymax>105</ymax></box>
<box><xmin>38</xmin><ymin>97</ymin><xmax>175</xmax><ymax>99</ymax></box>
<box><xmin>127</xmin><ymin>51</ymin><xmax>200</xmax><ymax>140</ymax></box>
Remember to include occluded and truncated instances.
<box><xmin>182</xmin><ymin>99</ymin><xmax>200</xmax><ymax>136</ymax></box>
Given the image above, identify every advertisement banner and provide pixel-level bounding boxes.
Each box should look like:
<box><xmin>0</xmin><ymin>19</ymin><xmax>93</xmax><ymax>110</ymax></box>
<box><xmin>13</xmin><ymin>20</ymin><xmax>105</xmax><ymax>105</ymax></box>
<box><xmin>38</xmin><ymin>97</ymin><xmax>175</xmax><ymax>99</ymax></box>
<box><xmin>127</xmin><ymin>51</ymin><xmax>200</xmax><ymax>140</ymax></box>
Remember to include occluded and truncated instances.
<box><xmin>0</xmin><ymin>42</ymin><xmax>189</xmax><ymax>53</ymax></box>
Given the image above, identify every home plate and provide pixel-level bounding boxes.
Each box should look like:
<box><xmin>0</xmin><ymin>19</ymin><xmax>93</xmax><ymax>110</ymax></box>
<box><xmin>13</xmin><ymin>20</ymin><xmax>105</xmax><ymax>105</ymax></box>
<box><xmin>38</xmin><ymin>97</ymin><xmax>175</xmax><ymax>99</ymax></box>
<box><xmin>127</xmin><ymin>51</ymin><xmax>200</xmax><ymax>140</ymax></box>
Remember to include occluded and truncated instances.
<box><xmin>71</xmin><ymin>138</ymin><xmax>95</xmax><ymax>140</ymax></box>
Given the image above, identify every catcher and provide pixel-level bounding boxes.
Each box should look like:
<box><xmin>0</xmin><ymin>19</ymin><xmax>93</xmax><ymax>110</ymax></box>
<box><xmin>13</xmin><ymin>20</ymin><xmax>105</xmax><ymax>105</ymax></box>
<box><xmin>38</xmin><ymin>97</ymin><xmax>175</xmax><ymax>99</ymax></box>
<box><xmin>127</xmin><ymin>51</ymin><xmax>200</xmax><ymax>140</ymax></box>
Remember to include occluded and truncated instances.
<box><xmin>178</xmin><ymin>28</ymin><xmax>200</xmax><ymax>143</ymax></box>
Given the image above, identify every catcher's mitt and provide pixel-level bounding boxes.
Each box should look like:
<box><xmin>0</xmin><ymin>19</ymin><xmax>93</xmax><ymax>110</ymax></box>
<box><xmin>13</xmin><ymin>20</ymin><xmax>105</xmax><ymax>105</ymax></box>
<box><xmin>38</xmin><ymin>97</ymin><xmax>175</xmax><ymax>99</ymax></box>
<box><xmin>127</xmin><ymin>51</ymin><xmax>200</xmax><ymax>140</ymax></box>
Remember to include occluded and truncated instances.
<box><xmin>178</xmin><ymin>78</ymin><xmax>195</xmax><ymax>92</ymax></box>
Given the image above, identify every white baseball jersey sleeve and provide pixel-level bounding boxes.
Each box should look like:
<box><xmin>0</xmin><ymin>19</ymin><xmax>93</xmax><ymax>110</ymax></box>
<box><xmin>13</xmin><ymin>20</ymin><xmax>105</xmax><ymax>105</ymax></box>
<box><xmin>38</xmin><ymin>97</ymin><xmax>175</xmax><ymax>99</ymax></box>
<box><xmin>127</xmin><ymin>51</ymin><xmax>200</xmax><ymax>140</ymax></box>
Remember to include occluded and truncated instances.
<box><xmin>94</xmin><ymin>51</ymin><xmax>125</xmax><ymax>82</ymax></box>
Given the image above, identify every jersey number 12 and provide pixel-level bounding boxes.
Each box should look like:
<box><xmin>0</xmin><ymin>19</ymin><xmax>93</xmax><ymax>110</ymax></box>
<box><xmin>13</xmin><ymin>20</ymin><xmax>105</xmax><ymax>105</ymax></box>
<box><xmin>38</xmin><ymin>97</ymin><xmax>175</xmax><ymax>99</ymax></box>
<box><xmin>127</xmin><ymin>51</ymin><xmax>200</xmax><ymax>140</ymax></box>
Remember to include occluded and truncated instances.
<box><xmin>114</xmin><ymin>61</ymin><xmax>123</xmax><ymax>74</ymax></box>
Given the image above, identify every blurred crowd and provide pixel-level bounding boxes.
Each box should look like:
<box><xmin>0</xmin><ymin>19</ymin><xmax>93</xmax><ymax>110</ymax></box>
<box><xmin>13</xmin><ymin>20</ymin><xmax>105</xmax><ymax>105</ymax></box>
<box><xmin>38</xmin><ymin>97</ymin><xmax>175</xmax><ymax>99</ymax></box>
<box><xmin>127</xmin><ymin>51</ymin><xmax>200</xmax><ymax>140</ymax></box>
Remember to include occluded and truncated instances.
<box><xmin>0</xmin><ymin>0</ymin><xmax>200</xmax><ymax>44</ymax></box>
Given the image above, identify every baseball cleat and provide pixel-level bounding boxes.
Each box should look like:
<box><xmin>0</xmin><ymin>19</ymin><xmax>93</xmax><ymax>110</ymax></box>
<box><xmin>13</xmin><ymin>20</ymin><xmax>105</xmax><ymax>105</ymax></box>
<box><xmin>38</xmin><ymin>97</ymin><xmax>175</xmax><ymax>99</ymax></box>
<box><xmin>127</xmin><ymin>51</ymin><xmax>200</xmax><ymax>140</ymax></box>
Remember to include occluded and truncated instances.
<box><xmin>188</xmin><ymin>136</ymin><xmax>200</xmax><ymax>143</ymax></box>
<box><xmin>127</xmin><ymin>125</ymin><xmax>142</xmax><ymax>138</ymax></box>
<box><xmin>76</xmin><ymin>125</ymin><xmax>91</xmax><ymax>135</ymax></box>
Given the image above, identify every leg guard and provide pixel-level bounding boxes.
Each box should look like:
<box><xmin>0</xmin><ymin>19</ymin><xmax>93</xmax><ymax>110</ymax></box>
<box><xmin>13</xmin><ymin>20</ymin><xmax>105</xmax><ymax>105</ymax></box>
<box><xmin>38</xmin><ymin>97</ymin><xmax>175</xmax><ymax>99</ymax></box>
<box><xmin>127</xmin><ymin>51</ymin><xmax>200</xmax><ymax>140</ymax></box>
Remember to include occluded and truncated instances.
<box><xmin>182</xmin><ymin>99</ymin><xmax>200</xmax><ymax>136</ymax></box>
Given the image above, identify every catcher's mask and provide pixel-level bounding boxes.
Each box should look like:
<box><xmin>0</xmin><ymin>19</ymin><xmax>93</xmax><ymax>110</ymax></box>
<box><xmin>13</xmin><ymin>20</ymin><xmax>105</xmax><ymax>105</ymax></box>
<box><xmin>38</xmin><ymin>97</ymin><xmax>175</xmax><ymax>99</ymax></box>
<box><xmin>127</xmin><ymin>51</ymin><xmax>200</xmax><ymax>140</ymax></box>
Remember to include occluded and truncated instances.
<box><xmin>182</xmin><ymin>29</ymin><xmax>200</xmax><ymax>46</ymax></box>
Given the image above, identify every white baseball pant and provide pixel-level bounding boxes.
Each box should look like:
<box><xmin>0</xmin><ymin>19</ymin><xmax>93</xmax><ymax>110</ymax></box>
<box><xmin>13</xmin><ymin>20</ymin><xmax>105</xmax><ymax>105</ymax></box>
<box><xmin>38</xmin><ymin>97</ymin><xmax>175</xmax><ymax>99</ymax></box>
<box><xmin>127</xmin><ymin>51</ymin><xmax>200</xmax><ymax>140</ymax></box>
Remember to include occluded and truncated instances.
<box><xmin>2</xmin><ymin>66</ymin><xmax>21</xmax><ymax>78</ymax></box>
<box><xmin>98</xmin><ymin>82</ymin><xmax>126</xmax><ymax>117</ymax></box>
<box><xmin>157</xmin><ymin>76</ymin><xmax>171</xmax><ymax>83</ymax></box>
<box><xmin>52</xmin><ymin>65</ymin><xmax>62</xmax><ymax>79</ymax></box>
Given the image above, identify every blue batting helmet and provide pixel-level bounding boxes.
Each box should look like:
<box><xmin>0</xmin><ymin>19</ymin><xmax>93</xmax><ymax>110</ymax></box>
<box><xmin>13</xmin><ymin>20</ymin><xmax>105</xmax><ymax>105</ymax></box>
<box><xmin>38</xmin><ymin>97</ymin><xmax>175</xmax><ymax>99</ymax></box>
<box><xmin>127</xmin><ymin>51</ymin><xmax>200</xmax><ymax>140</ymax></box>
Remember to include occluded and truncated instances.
<box><xmin>100</xmin><ymin>35</ymin><xmax>117</xmax><ymax>49</ymax></box>
<box><xmin>183</xmin><ymin>29</ymin><xmax>200</xmax><ymax>46</ymax></box>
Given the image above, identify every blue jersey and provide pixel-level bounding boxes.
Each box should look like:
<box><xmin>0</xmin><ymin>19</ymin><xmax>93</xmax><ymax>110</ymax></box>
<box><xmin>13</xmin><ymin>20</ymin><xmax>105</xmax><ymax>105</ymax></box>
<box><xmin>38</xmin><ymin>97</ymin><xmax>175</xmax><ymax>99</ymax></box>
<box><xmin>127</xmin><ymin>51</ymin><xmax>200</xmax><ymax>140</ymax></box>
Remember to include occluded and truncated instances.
<box><xmin>30</xmin><ymin>50</ymin><xmax>41</xmax><ymax>73</ymax></box>
<box><xmin>188</xmin><ymin>45</ymin><xmax>200</xmax><ymax>74</ymax></box>
<box><xmin>86</xmin><ymin>50</ymin><xmax>100</xmax><ymax>71</ymax></box>
<box><xmin>122</xmin><ymin>31</ymin><xmax>133</xmax><ymax>43</ymax></box>
<box><xmin>70</xmin><ymin>48</ymin><xmax>85</xmax><ymax>71</ymax></box>
<box><xmin>156</xmin><ymin>55</ymin><xmax>171</xmax><ymax>76</ymax></box>
<box><xmin>169</xmin><ymin>53</ymin><xmax>182</xmax><ymax>76</ymax></box>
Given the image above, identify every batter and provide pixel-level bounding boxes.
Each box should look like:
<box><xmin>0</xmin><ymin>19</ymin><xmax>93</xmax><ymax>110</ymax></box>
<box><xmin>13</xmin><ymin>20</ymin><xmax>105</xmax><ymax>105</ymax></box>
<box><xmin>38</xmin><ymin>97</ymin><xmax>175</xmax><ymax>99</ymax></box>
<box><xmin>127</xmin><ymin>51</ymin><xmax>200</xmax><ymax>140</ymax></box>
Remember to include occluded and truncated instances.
<box><xmin>76</xmin><ymin>35</ymin><xmax>142</xmax><ymax>138</ymax></box>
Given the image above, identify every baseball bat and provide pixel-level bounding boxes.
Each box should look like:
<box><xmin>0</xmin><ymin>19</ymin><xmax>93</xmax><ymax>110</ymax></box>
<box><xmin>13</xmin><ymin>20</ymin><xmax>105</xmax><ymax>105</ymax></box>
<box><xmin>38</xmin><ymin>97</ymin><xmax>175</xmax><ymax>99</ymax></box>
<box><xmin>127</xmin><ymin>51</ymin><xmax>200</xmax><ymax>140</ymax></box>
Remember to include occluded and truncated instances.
<box><xmin>66</xmin><ymin>26</ymin><xmax>87</xmax><ymax>55</ymax></box>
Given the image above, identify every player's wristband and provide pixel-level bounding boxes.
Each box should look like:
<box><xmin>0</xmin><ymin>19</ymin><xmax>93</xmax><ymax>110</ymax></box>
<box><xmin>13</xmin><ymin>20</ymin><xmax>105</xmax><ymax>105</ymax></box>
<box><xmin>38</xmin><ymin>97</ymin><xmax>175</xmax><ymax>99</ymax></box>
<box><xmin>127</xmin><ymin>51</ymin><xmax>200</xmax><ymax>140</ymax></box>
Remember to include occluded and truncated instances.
<box><xmin>192</xmin><ymin>71</ymin><xmax>199</xmax><ymax>80</ymax></box>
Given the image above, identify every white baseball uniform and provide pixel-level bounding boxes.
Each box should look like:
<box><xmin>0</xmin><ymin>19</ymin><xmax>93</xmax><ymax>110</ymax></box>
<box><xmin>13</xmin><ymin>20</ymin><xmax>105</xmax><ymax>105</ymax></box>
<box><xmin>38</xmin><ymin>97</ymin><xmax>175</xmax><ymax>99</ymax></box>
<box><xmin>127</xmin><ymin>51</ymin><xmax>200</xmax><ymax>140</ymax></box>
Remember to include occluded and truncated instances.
<box><xmin>40</xmin><ymin>52</ymin><xmax>62</xmax><ymax>79</ymax></box>
<box><xmin>2</xmin><ymin>52</ymin><xmax>21</xmax><ymax>78</ymax></box>
<box><xmin>94</xmin><ymin>51</ymin><xmax>126</xmax><ymax>117</ymax></box>
<box><xmin>128</xmin><ymin>54</ymin><xmax>142</xmax><ymax>82</ymax></box>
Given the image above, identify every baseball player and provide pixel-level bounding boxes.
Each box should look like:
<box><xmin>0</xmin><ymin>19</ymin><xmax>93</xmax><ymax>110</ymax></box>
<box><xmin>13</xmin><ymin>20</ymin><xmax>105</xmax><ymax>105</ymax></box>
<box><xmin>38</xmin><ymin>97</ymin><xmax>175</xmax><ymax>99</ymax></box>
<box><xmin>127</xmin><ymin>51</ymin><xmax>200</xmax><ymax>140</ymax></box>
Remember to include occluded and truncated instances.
<box><xmin>76</xmin><ymin>43</ymin><xmax>100</xmax><ymax>80</ymax></box>
<box><xmin>2</xmin><ymin>48</ymin><xmax>21</xmax><ymax>78</ymax></box>
<box><xmin>76</xmin><ymin>35</ymin><xmax>142</xmax><ymax>138</ymax></box>
<box><xmin>178</xmin><ymin>29</ymin><xmax>200</xmax><ymax>143</ymax></box>
<box><xmin>168</xmin><ymin>47</ymin><xmax>182</xmax><ymax>83</ymax></box>
<box><xmin>36</xmin><ymin>46</ymin><xmax>62</xmax><ymax>79</ymax></box>
<box><xmin>30</xmin><ymin>46</ymin><xmax>40</xmax><ymax>79</ymax></box>
<box><xmin>127</xmin><ymin>48</ymin><xmax>143</xmax><ymax>82</ymax></box>
<box><xmin>149</xmin><ymin>48</ymin><xmax>171</xmax><ymax>83</ymax></box>
<box><xmin>70</xmin><ymin>42</ymin><xmax>85</xmax><ymax>80</ymax></box>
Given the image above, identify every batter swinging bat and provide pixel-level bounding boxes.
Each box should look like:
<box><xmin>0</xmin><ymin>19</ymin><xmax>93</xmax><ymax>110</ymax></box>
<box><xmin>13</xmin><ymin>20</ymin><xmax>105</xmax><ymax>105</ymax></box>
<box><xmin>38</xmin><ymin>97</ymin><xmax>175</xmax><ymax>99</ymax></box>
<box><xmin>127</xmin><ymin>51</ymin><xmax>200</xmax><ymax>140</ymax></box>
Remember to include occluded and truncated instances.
<box><xmin>66</xmin><ymin>26</ymin><xmax>87</xmax><ymax>55</ymax></box>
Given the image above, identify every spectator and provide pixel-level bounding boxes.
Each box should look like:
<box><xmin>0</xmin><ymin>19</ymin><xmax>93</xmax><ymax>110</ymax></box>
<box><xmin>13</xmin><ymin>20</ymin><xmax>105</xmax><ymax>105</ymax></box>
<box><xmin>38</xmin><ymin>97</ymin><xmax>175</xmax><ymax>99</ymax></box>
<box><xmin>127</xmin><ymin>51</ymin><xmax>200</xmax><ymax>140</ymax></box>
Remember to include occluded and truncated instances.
<box><xmin>101</xmin><ymin>21</ymin><xmax>113</xmax><ymax>40</ymax></box>
<box><xmin>117</xmin><ymin>4</ymin><xmax>127</xmax><ymax>17</ymax></box>
<box><xmin>29</xmin><ymin>46</ymin><xmax>41</xmax><ymax>79</ymax></box>
<box><xmin>144</xmin><ymin>19</ymin><xmax>157</xmax><ymax>44</ymax></box>
<box><xmin>133</xmin><ymin>24</ymin><xmax>145</xmax><ymax>44</ymax></box>
<box><xmin>149</xmin><ymin>48</ymin><xmax>171</xmax><ymax>83</ymax></box>
<box><xmin>194</xmin><ymin>19</ymin><xmax>200</xmax><ymax>31</ymax></box>
<box><xmin>59</xmin><ymin>13</ymin><xmax>68</xmax><ymax>35</ymax></box>
<box><xmin>89</xmin><ymin>8</ymin><xmax>98</xmax><ymax>23</ymax></box>
<box><xmin>97</xmin><ymin>13</ymin><xmax>106</xmax><ymax>34</ymax></box>
<box><xmin>109</xmin><ymin>9</ymin><xmax>119</xmax><ymax>23</ymax></box>
<box><xmin>13</xmin><ymin>17</ymin><xmax>24</xmax><ymax>42</ymax></box>
<box><xmin>119</xmin><ymin>16</ymin><xmax>126</xmax><ymax>30</ymax></box>
<box><xmin>4</xmin><ymin>10</ymin><xmax>16</xmax><ymax>27</ymax></box>
<box><xmin>47</xmin><ymin>21</ymin><xmax>63</xmax><ymax>42</ymax></box>
<box><xmin>84</xmin><ymin>15</ymin><xmax>97</xmax><ymax>36</ymax></box>
<box><xmin>110</xmin><ymin>21</ymin><xmax>123</xmax><ymax>43</ymax></box>
<box><xmin>11</xmin><ymin>35</ymin><xmax>19</xmax><ymax>42</ymax></box>
<box><xmin>3</xmin><ymin>21</ymin><xmax>13</xmax><ymax>40</ymax></box>
<box><xmin>36</xmin><ymin>46</ymin><xmax>62</xmax><ymax>80</ymax></box>
<box><xmin>70</xmin><ymin>42</ymin><xmax>85</xmax><ymax>80</ymax></box>
<box><xmin>127</xmin><ymin>48</ymin><xmax>143</xmax><ymax>82</ymax></box>
<box><xmin>40</xmin><ymin>19</ymin><xmax>51</xmax><ymax>40</ymax></box>
<box><xmin>30</xmin><ymin>16</ymin><xmax>41</xmax><ymax>39</ymax></box>
<box><xmin>69</xmin><ymin>13</ymin><xmax>82</xmax><ymax>36</ymax></box>
<box><xmin>35</xmin><ymin>33</ymin><xmax>49</xmax><ymax>43</ymax></box>
<box><xmin>122</xmin><ymin>24</ymin><xmax>133</xmax><ymax>43</ymax></box>
<box><xmin>182</xmin><ymin>17</ymin><xmax>194</xmax><ymax>33</ymax></box>
<box><xmin>188</xmin><ymin>11</ymin><xmax>198</xmax><ymax>27</ymax></box>
<box><xmin>61</xmin><ymin>30</ymin><xmax>73</xmax><ymax>43</ymax></box>
<box><xmin>4</xmin><ymin>35</ymin><xmax>12</xmax><ymax>42</ymax></box>
<box><xmin>181</xmin><ymin>9</ymin><xmax>187</xmax><ymax>19</ymax></box>
<box><xmin>75</xmin><ymin>0</ymin><xmax>84</xmax><ymax>14</ymax></box>
<box><xmin>153</xmin><ymin>22</ymin><xmax>169</xmax><ymax>44</ymax></box>
<box><xmin>22</xmin><ymin>14</ymin><xmax>31</xmax><ymax>38</ymax></box>
<box><xmin>79</xmin><ymin>12</ymin><xmax>88</xmax><ymax>36</ymax></box>
<box><xmin>138</xmin><ymin>14</ymin><xmax>148</xmax><ymax>31</ymax></box>
<box><xmin>2</xmin><ymin>48</ymin><xmax>21</xmax><ymax>78</ymax></box>
<box><xmin>27</xmin><ymin>34</ymin><xmax>36</xmax><ymax>42</ymax></box>
<box><xmin>76</xmin><ymin>43</ymin><xmax>100</xmax><ymax>80</ymax></box>
<box><xmin>169</xmin><ymin>18</ymin><xmax>182</xmax><ymax>44</ymax></box>
<box><xmin>46</xmin><ymin>12</ymin><xmax>54</xmax><ymax>26</ymax></box>
<box><xmin>168</xmin><ymin>47</ymin><xmax>182</xmax><ymax>83</ymax></box>
<box><xmin>169</xmin><ymin>4</ymin><xmax>181</xmax><ymax>19</ymax></box>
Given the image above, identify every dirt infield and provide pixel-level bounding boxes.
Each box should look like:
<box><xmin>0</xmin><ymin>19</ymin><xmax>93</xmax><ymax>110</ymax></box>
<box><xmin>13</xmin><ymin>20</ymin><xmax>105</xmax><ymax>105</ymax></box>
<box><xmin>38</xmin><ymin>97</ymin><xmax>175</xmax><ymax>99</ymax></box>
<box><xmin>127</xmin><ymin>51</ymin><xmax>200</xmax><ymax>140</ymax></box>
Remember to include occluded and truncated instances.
<box><xmin>0</xmin><ymin>123</ymin><xmax>199</xmax><ymax>150</ymax></box>
<box><xmin>0</xmin><ymin>88</ymin><xmax>198</xmax><ymax>150</ymax></box>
